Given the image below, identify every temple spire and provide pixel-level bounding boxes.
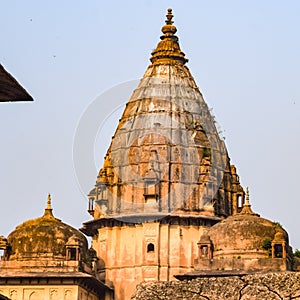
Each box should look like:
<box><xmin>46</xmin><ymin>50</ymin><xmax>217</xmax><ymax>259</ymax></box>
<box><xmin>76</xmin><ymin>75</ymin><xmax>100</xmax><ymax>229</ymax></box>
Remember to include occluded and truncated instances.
<box><xmin>150</xmin><ymin>8</ymin><xmax>188</xmax><ymax>65</ymax></box>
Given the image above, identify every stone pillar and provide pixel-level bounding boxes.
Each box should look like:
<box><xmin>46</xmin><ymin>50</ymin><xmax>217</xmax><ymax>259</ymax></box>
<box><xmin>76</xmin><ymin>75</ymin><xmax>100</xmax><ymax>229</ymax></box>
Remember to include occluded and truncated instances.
<box><xmin>271</xmin><ymin>242</ymin><xmax>275</xmax><ymax>258</ymax></box>
<box><xmin>282</xmin><ymin>242</ymin><xmax>286</xmax><ymax>259</ymax></box>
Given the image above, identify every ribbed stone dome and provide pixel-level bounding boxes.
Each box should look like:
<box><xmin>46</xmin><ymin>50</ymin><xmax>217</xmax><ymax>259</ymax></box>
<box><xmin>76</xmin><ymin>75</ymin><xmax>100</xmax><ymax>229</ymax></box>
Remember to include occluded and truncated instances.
<box><xmin>207</xmin><ymin>200</ymin><xmax>289</xmax><ymax>259</ymax></box>
<box><xmin>7</xmin><ymin>195</ymin><xmax>87</xmax><ymax>261</ymax></box>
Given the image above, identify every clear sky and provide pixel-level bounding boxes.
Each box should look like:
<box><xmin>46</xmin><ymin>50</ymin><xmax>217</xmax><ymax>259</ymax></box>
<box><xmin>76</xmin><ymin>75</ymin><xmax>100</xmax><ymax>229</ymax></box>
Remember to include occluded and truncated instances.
<box><xmin>1</xmin><ymin>1</ymin><xmax>300</xmax><ymax>249</ymax></box>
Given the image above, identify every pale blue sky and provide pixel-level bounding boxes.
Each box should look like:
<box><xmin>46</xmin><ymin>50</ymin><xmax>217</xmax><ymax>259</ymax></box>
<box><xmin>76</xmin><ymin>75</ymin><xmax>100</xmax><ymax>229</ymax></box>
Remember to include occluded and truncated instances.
<box><xmin>1</xmin><ymin>1</ymin><xmax>300</xmax><ymax>248</ymax></box>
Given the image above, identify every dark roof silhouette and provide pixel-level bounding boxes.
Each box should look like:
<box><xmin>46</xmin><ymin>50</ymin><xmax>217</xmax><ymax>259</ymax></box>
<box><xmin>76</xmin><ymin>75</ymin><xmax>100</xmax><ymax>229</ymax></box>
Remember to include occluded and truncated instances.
<box><xmin>0</xmin><ymin>293</ymin><xmax>10</xmax><ymax>300</ymax></box>
<box><xmin>0</xmin><ymin>64</ymin><xmax>33</xmax><ymax>102</ymax></box>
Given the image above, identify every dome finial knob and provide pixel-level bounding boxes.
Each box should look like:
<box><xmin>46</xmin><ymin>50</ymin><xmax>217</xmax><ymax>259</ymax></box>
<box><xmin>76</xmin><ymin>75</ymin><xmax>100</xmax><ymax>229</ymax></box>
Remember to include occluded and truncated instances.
<box><xmin>240</xmin><ymin>186</ymin><xmax>259</xmax><ymax>216</ymax></box>
<box><xmin>47</xmin><ymin>193</ymin><xmax>52</xmax><ymax>210</ymax></box>
<box><xmin>245</xmin><ymin>187</ymin><xmax>250</xmax><ymax>206</ymax></box>
<box><xmin>150</xmin><ymin>8</ymin><xmax>188</xmax><ymax>65</ymax></box>
<box><xmin>161</xmin><ymin>8</ymin><xmax>177</xmax><ymax>36</ymax></box>
<box><xmin>43</xmin><ymin>193</ymin><xmax>55</xmax><ymax>218</ymax></box>
<box><xmin>166</xmin><ymin>8</ymin><xmax>174</xmax><ymax>25</ymax></box>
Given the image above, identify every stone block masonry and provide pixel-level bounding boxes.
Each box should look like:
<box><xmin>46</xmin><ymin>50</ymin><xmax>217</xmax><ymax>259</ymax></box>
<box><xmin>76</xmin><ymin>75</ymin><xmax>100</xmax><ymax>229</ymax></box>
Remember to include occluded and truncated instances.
<box><xmin>131</xmin><ymin>272</ymin><xmax>300</xmax><ymax>300</ymax></box>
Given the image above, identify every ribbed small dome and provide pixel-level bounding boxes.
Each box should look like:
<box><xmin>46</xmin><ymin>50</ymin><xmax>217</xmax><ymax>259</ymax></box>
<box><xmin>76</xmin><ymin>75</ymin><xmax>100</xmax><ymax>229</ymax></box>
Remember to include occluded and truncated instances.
<box><xmin>207</xmin><ymin>201</ymin><xmax>289</xmax><ymax>258</ymax></box>
<box><xmin>7</xmin><ymin>195</ymin><xmax>87</xmax><ymax>261</ymax></box>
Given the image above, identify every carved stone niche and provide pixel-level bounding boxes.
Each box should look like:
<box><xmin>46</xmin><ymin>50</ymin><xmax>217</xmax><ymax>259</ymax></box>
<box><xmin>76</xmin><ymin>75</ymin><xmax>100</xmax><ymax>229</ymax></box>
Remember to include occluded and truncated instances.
<box><xmin>145</xmin><ymin>238</ymin><xmax>156</xmax><ymax>262</ymax></box>
<box><xmin>66</xmin><ymin>235</ymin><xmax>83</xmax><ymax>261</ymax></box>
<box><xmin>0</xmin><ymin>236</ymin><xmax>10</xmax><ymax>260</ymax></box>
<box><xmin>271</xmin><ymin>227</ymin><xmax>287</xmax><ymax>259</ymax></box>
<box><xmin>197</xmin><ymin>233</ymin><xmax>213</xmax><ymax>260</ymax></box>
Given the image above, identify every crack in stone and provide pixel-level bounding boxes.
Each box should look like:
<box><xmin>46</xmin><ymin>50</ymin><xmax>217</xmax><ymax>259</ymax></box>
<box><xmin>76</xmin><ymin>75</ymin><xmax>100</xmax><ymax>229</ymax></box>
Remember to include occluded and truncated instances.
<box><xmin>262</xmin><ymin>282</ymin><xmax>283</xmax><ymax>300</ymax></box>
<box><xmin>181</xmin><ymin>287</ymin><xmax>210</xmax><ymax>299</ymax></box>
<box><xmin>237</xmin><ymin>276</ymin><xmax>248</xmax><ymax>300</ymax></box>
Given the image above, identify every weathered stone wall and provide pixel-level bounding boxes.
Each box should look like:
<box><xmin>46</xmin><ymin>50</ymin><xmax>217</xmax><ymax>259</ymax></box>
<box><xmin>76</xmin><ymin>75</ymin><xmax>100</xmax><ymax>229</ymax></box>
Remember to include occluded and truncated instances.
<box><xmin>131</xmin><ymin>272</ymin><xmax>300</xmax><ymax>299</ymax></box>
<box><xmin>92</xmin><ymin>222</ymin><xmax>207</xmax><ymax>300</ymax></box>
<box><xmin>195</xmin><ymin>257</ymin><xmax>289</xmax><ymax>272</ymax></box>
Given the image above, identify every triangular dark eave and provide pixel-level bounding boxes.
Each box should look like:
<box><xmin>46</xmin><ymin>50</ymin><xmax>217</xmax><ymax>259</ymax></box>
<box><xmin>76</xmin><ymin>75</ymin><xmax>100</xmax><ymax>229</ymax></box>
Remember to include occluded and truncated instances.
<box><xmin>0</xmin><ymin>64</ymin><xmax>33</xmax><ymax>102</ymax></box>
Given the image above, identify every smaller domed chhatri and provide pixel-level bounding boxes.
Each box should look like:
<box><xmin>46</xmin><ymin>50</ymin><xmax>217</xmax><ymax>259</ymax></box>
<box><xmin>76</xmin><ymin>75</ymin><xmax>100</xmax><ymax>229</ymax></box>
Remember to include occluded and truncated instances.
<box><xmin>6</xmin><ymin>194</ymin><xmax>87</xmax><ymax>263</ymax></box>
<box><xmin>6</xmin><ymin>194</ymin><xmax>88</xmax><ymax>263</ymax></box>
<box><xmin>0</xmin><ymin>195</ymin><xmax>112</xmax><ymax>300</ymax></box>
<box><xmin>192</xmin><ymin>188</ymin><xmax>293</xmax><ymax>274</ymax></box>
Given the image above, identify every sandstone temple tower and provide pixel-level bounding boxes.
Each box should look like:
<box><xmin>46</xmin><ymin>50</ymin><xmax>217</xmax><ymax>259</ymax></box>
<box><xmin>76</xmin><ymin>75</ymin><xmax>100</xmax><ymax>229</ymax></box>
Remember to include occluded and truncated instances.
<box><xmin>81</xmin><ymin>9</ymin><xmax>244</xmax><ymax>300</ymax></box>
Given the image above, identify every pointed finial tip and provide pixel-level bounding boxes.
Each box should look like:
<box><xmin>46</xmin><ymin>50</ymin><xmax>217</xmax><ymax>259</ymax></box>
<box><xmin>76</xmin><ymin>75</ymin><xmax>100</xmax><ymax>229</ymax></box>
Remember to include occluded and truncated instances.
<box><xmin>240</xmin><ymin>186</ymin><xmax>259</xmax><ymax>216</ymax></box>
<box><xmin>165</xmin><ymin>8</ymin><xmax>174</xmax><ymax>25</ymax></box>
<box><xmin>46</xmin><ymin>193</ymin><xmax>52</xmax><ymax>209</ymax></box>
<box><xmin>245</xmin><ymin>186</ymin><xmax>250</xmax><ymax>205</ymax></box>
<box><xmin>151</xmin><ymin>8</ymin><xmax>188</xmax><ymax>65</ymax></box>
<box><xmin>42</xmin><ymin>192</ymin><xmax>56</xmax><ymax>218</ymax></box>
